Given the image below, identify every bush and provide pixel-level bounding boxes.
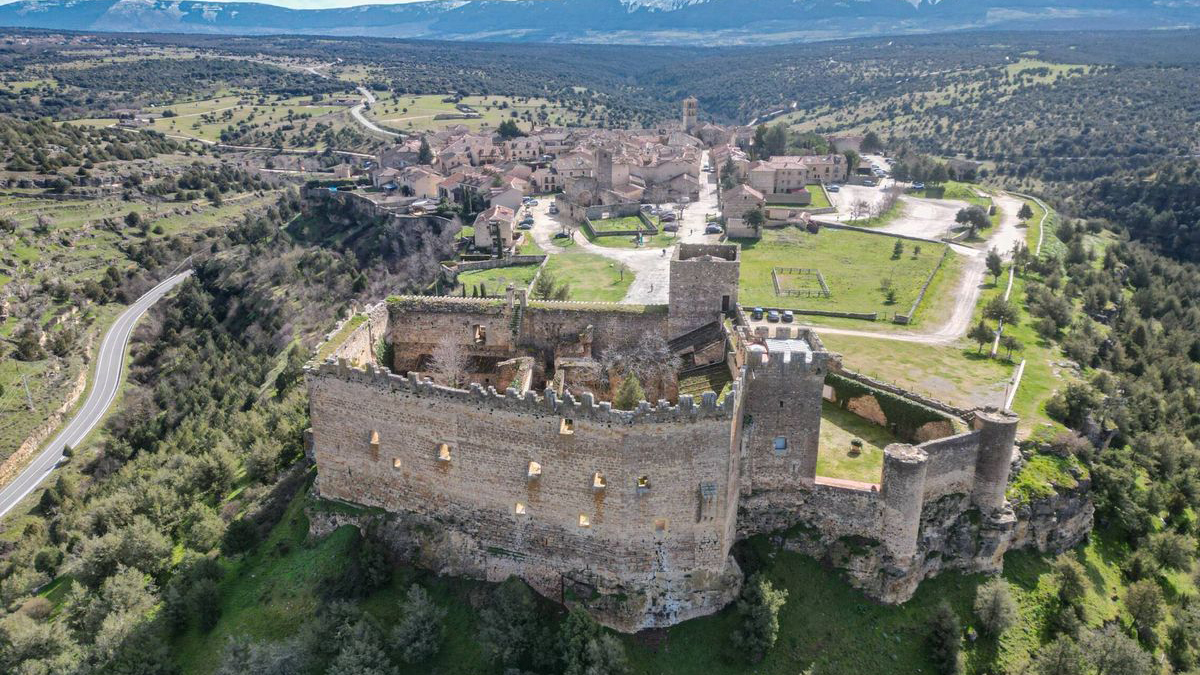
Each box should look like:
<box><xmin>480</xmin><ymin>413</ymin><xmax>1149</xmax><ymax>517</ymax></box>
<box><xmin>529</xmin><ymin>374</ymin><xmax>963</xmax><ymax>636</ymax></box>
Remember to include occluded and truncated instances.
<box><xmin>558</xmin><ymin>608</ymin><xmax>628</xmax><ymax>675</ymax></box>
<box><xmin>926</xmin><ymin>602</ymin><xmax>963</xmax><ymax>675</ymax></box>
<box><xmin>1123</xmin><ymin>580</ymin><xmax>1165</xmax><ymax>644</ymax></box>
<box><xmin>221</xmin><ymin>518</ymin><xmax>258</xmax><ymax>556</ymax></box>
<box><xmin>732</xmin><ymin>573</ymin><xmax>788</xmax><ymax>663</ymax></box>
<box><xmin>973</xmin><ymin>578</ymin><xmax>1018</xmax><ymax>637</ymax></box>
<box><xmin>190</xmin><ymin>577</ymin><xmax>222</xmax><ymax>632</ymax></box>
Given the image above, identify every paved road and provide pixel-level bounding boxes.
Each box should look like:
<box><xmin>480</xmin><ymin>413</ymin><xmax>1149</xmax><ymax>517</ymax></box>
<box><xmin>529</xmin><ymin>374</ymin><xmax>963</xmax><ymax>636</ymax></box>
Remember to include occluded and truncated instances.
<box><xmin>0</xmin><ymin>271</ymin><xmax>193</xmax><ymax>520</ymax></box>
<box><xmin>349</xmin><ymin>85</ymin><xmax>398</xmax><ymax>140</ymax></box>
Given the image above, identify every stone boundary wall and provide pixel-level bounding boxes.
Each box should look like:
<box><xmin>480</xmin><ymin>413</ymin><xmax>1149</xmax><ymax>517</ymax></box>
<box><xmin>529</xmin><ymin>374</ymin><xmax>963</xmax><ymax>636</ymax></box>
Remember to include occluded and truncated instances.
<box><xmin>917</xmin><ymin>431</ymin><xmax>982</xmax><ymax>501</ymax></box>
<box><xmin>894</xmin><ymin>246</ymin><xmax>950</xmax><ymax>325</ymax></box>
<box><xmin>323</xmin><ymin>302</ymin><xmax>389</xmax><ymax>367</ymax></box>
<box><xmin>814</xmin><ymin>220</ymin><xmax>944</xmax><ymax>246</ymax></box>
<box><xmin>452</xmin><ymin>255</ymin><xmax>548</xmax><ymax>272</ymax></box>
<box><xmin>582</xmin><ymin>210</ymin><xmax>659</xmax><ymax>238</ymax></box>
<box><xmin>834</xmin><ymin>368</ymin><xmax>971</xmax><ymax>421</ymax></box>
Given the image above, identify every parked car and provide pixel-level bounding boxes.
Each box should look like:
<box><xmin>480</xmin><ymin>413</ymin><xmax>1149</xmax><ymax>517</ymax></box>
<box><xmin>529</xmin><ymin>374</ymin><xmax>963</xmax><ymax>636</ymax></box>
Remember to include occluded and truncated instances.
<box><xmin>662</xmin><ymin>223</ymin><xmax>679</xmax><ymax>232</ymax></box>
<box><xmin>705</xmin><ymin>224</ymin><xmax>723</xmax><ymax>235</ymax></box>
<box><xmin>912</xmin><ymin>182</ymin><xmax>925</xmax><ymax>190</ymax></box>
<box><xmin>518</xmin><ymin>222</ymin><xmax>532</xmax><ymax>230</ymax></box>
<box><xmin>767</xmin><ymin>310</ymin><xmax>781</xmax><ymax>323</ymax></box>
<box><xmin>548</xmin><ymin>204</ymin><xmax>558</xmax><ymax>214</ymax></box>
<box><xmin>751</xmin><ymin>307</ymin><xmax>764</xmax><ymax>320</ymax></box>
<box><xmin>827</xmin><ymin>185</ymin><xmax>841</xmax><ymax>193</ymax></box>
<box><xmin>659</xmin><ymin>213</ymin><xmax>676</xmax><ymax>222</ymax></box>
<box><xmin>782</xmin><ymin>310</ymin><xmax>794</xmax><ymax>323</ymax></box>
<box><xmin>863</xmin><ymin>179</ymin><xmax>877</xmax><ymax>187</ymax></box>
<box><xmin>553</xmin><ymin>231</ymin><xmax>571</xmax><ymax>239</ymax></box>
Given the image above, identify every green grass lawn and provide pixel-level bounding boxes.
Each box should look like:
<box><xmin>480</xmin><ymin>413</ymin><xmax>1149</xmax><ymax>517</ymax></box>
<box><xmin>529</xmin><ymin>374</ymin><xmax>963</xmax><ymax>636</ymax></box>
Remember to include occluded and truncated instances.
<box><xmin>454</xmin><ymin>263</ymin><xmax>541</xmax><ymax>296</ymax></box>
<box><xmin>589</xmin><ymin>215</ymin><xmax>649</xmax><ymax>233</ymax></box>
<box><xmin>586</xmin><ymin>228</ymin><xmax>679</xmax><ymax>250</ymax></box>
<box><xmin>816</xmin><ymin>401</ymin><xmax>891</xmax><ymax>484</ymax></box>
<box><xmin>807</xmin><ymin>184</ymin><xmax>832</xmax><ymax>209</ymax></box>
<box><xmin>735</xmin><ymin>228</ymin><xmax>946</xmax><ymax>317</ymax></box>
<box><xmin>542</xmin><ymin>240</ymin><xmax>633</xmax><ymax>302</ymax></box>
<box><xmin>819</xmin><ymin>333</ymin><xmax>1010</xmax><ymax>411</ymax></box>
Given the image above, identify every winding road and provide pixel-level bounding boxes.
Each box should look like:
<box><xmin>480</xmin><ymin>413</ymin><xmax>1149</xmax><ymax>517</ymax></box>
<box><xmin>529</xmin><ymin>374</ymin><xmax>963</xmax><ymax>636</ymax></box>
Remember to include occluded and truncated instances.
<box><xmin>0</xmin><ymin>271</ymin><xmax>193</xmax><ymax>519</ymax></box>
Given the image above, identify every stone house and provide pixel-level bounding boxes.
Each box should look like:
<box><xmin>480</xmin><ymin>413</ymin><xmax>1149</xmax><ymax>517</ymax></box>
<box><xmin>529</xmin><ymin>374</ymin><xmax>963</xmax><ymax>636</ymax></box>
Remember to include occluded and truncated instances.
<box><xmin>472</xmin><ymin>204</ymin><xmax>516</xmax><ymax>251</ymax></box>
<box><xmin>505</xmin><ymin>137</ymin><xmax>541</xmax><ymax>161</ymax></box>
<box><xmin>396</xmin><ymin>166</ymin><xmax>443</xmax><ymax>200</ymax></box>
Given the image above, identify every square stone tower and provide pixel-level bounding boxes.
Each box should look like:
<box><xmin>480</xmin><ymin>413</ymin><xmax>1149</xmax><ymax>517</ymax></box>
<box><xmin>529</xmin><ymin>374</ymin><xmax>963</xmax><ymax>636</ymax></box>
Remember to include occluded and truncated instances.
<box><xmin>669</xmin><ymin>243</ymin><xmax>739</xmax><ymax>338</ymax></box>
<box><xmin>682</xmin><ymin>97</ymin><xmax>699</xmax><ymax>133</ymax></box>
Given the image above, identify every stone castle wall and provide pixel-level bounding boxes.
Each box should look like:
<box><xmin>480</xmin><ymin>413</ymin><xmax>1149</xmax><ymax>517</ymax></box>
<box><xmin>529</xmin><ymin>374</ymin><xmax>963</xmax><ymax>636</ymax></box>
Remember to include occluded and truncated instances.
<box><xmin>307</xmin><ymin>359</ymin><xmax>745</xmax><ymax>631</ymax></box>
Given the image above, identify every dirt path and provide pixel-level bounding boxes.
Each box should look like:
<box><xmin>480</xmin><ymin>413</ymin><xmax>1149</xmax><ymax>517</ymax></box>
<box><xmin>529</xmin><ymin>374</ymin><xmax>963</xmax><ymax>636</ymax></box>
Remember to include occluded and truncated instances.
<box><xmin>806</xmin><ymin>189</ymin><xmax>1023</xmax><ymax>345</ymax></box>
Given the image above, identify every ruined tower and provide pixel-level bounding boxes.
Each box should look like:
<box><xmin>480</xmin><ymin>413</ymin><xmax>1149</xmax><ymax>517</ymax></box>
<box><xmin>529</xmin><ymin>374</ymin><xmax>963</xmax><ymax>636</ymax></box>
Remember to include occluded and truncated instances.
<box><xmin>682</xmin><ymin>96</ymin><xmax>699</xmax><ymax>133</ymax></box>
<box><xmin>668</xmin><ymin>244</ymin><xmax>739</xmax><ymax>338</ymax></box>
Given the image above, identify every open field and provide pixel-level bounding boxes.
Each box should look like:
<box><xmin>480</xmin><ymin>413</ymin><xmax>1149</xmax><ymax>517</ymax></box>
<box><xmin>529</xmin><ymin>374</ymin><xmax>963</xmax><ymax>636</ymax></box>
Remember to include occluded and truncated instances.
<box><xmin>816</xmin><ymin>401</ymin><xmax>890</xmax><ymax>484</ymax></box>
<box><xmin>820</xmin><ymin>333</ymin><xmax>1010</xmax><ymax>412</ymax></box>
<box><xmin>735</xmin><ymin>228</ymin><xmax>947</xmax><ymax>317</ymax></box>
<box><xmin>366</xmin><ymin>93</ymin><xmax>597</xmax><ymax>134</ymax></box>
<box><xmin>454</xmin><ymin>262</ymin><xmax>541</xmax><ymax>296</ymax></box>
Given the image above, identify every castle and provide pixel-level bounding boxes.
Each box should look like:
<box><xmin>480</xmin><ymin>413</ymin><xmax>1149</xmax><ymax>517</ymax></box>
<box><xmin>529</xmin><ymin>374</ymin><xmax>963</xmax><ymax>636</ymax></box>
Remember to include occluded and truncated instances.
<box><xmin>305</xmin><ymin>244</ymin><xmax>1091</xmax><ymax>632</ymax></box>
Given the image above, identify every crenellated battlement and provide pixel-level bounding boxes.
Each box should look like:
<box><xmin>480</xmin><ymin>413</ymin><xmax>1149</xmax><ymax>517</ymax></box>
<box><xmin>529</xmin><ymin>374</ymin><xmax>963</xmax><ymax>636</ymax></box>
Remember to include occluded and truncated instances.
<box><xmin>308</xmin><ymin>356</ymin><xmax>744</xmax><ymax>425</ymax></box>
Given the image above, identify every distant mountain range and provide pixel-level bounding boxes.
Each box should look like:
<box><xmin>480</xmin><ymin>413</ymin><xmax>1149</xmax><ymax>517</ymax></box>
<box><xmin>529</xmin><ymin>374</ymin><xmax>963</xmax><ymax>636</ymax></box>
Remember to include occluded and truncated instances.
<box><xmin>0</xmin><ymin>0</ymin><xmax>1197</xmax><ymax>44</ymax></box>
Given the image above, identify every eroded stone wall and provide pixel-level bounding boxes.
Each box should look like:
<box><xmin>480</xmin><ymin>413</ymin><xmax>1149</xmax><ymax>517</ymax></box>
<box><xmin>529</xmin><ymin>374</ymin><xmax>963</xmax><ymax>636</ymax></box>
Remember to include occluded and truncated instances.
<box><xmin>307</xmin><ymin>361</ymin><xmax>745</xmax><ymax>631</ymax></box>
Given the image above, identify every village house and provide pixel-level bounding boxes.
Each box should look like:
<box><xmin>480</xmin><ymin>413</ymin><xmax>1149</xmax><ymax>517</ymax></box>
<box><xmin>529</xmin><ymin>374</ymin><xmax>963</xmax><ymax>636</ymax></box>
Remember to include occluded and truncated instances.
<box><xmin>472</xmin><ymin>204</ymin><xmax>516</xmax><ymax>251</ymax></box>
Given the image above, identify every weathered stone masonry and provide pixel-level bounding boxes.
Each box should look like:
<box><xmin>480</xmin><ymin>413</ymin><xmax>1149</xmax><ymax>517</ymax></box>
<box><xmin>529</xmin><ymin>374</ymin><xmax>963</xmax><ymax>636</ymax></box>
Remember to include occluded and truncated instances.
<box><xmin>305</xmin><ymin>243</ymin><xmax>1092</xmax><ymax>631</ymax></box>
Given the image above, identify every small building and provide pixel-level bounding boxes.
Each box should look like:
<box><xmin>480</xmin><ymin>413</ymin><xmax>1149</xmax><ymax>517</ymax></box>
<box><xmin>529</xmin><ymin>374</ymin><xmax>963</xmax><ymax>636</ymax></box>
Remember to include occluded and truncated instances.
<box><xmin>473</xmin><ymin>205</ymin><xmax>516</xmax><ymax>252</ymax></box>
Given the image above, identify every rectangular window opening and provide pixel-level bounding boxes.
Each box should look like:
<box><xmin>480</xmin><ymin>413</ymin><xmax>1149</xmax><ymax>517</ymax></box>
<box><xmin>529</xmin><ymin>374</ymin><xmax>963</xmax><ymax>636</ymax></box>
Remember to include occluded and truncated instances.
<box><xmin>654</xmin><ymin>518</ymin><xmax>668</xmax><ymax>533</ymax></box>
<box><xmin>559</xmin><ymin>418</ymin><xmax>575</xmax><ymax>435</ymax></box>
<box><xmin>437</xmin><ymin>443</ymin><xmax>452</xmax><ymax>462</ymax></box>
<box><xmin>473</xmin><ymin>324</ymin><xmax>487</xmax><ymax>345</ymax></box>
<box><xmin>773</xmin><ymin>436</ymin><xmax>788</xmax><ymax>455</ymax></box>
<box><xmin>514</xmin><ymin>502</ymin><xmax>527</xmax><ymax>515</ymax></box>
<box><xmin>578</xmin><ymin>514</ymin><xmax>591</xmax><ymax>528</ymax></box>
<box><xmin>392</xmin><ymin>457</ymin><xmax>402</xmax><ymax>470</ymax></box>
<box><xmin>592</xmin><ymin>472</ymin><xmax>607</xmax><ymax>490</ymax></box>
<box><xmin>528</xmin><ymin>461</ymin><xmax>542</xmax><ymax>478</ymax></box>
<box><xmin>637</xmin><ymin>475</ymin><xmax>651</xmax><ymax>492</ymax></box>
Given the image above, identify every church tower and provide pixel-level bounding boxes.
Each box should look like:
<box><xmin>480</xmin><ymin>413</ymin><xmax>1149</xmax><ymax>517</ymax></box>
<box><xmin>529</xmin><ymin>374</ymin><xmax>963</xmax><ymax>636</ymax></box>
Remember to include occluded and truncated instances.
<box><xmin>682</xmin><ymin>96</ymin><xmax>699</xmax><ymax>133</ymax></box>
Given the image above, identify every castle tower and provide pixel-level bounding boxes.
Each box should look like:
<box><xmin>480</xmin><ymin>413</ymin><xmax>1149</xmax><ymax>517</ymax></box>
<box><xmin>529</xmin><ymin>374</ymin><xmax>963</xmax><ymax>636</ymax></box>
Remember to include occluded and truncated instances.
<box><xmin>971</xmin><ymin>409</ymin><xmax>1019</xmax><ymax>512</ymax></box>
<box><xmin>668</xmin><ymin>244</ymin><xmax>739</xmax><ymax>338</ymax></box>
<box><xmin>880</xmin><ymin>444</ymin><xmax>929</xmax><ymax>565</ymax></box>
<box><xmin>682</xmin><ymin>97</ymin><xmax>699</xmax><ymax>133</ymax></box>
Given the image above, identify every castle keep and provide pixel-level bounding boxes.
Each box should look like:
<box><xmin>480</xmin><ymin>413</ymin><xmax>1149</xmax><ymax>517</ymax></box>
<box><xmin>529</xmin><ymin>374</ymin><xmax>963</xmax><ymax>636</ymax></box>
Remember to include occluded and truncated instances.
<box><xmin>306</xmin><ymin>244</ymin><xmax>1090</xmax><ymax>632</ymax></box>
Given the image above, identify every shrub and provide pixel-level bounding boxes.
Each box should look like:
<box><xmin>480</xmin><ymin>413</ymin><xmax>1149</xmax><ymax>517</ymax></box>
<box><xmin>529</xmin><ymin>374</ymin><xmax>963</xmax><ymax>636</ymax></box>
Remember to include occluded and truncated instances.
<box><xmin>973</xmin><ymin>578</ymin><xmax>1018</xmax><ymax>637</ymax></box>
<box><xmin>732</xmin><ymin>573</ymin><xmax>788</xmax><ymax>663</ymax></box>
<box><xmin>926</xmin><ymin>602</ymin><xmax>963</xmax><ymax>675</ymax></box>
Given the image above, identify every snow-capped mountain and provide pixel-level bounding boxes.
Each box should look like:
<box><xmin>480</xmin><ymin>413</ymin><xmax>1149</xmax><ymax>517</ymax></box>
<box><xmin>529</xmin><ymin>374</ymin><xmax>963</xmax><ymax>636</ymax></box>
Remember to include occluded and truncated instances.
<box><xmin>0</xmin><ymin>0</ymin><xmax>1196</xmax><ymax>44</ymax></box>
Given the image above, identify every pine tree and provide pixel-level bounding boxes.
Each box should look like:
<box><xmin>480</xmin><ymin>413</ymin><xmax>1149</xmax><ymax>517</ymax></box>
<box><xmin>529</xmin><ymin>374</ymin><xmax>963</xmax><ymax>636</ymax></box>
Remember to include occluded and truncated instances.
<box><xmin>732</xmin><ymin>573</ymin><xmax>788</xmax><ymax>663</ymax></box>
<box><xmin>614</xmin><ymin>372</ymin><xmax>646</xmax><ymax>410</ymax></box>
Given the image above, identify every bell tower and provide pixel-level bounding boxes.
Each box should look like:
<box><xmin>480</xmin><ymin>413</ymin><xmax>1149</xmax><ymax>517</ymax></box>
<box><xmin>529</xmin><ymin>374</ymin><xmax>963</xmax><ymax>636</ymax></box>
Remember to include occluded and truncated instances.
<box><xmin>682</xmin><ymin>96</ymin><xmax>699</xmax><ymax>133</ymax></box>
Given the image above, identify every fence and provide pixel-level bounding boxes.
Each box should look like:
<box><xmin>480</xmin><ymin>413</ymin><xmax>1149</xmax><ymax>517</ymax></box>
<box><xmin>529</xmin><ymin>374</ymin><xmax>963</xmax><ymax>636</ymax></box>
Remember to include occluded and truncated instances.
<box><xmin>771</xmin><ymin>267</ymin><xmax>832</xmax><ymax>298</ymax></box>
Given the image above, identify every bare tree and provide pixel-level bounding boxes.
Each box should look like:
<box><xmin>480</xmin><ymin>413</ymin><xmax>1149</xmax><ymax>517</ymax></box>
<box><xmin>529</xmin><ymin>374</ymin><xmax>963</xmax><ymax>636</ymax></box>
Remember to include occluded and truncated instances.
<box><xmin>429</xmin><ymin>335</ymin><xmax>469</xmax><ymax>388</ymax></box>
<box><xmin>850</xmin><ymin>198</ymin><xmax>870</xmax><ymax>221</ymax></box>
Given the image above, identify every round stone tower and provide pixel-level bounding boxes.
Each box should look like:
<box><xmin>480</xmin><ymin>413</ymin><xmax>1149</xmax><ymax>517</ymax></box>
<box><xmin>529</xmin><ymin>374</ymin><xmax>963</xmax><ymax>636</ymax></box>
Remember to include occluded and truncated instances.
<box><xmin>880</xmin><ymin>443</ymin><xmax>929</xmax><ymax>565</ymax></box>
<box><xmin>971</xmin><ymin>408</ymin><xmax>1019</xmax><ymax>512</ymax></box>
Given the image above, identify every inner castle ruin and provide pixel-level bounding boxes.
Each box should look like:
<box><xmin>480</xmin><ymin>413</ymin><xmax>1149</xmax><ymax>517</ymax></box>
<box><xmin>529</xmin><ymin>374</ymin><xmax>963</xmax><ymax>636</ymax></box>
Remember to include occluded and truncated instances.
<box><xmin>305</xmin><ymin>243</ymin><xmax>1092</xmax><ymax>632</ymax></box>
